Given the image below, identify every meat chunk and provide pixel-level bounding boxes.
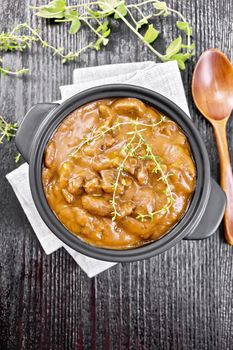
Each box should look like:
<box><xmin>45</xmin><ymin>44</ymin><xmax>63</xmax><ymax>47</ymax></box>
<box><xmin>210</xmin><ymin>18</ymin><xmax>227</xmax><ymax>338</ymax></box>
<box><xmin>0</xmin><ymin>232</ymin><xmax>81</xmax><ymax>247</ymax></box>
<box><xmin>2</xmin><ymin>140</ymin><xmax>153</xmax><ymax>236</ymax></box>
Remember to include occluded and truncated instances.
<box><xmin>59</xmin><ymin>161</ymin><xmax>73</xmax><ymax>187</ymax></box>
<box><xmin>42</xmin><ymin>167</ymin><xmax>53</xmax><ymax>186</ymax></box>
<box><xmin>124</xmin><ymin>158</ymin><xmax>138</xmax><ymax>175</ymax></box>
<box><xmin>73</xmin><ymin>207</ymin><xmax>92</xmax><ymax>227</ymax></box>
<box><xmin>62</xmin><ymin>189</ymin><xmax>75</xmax><ymax>203</ymax></box>
<box><xmin>84</xmin><ymin>177</ymin><xmax>102</xmax><ymax>194</ymax></box>
<box><xmin>100</xmin><ymin>169</ymin><xmax>115</xmax><ymax>193</ymax></box>
<box><xmin>98</xmin><ymin>105</ymin><xmax>116</xmax><ymax>127</ymax></box>
<box><xmin>145</xmin><ymin>107</ymin><xmax>163</xmax><ymax>123</ymax></box>
<box><xmin>170</xmin><ymin>167</ymin><xmax>195</xmax><ymax>194</ymax></box>
<box><xmin>68</xmin><ymin>176</ymin><xmax>83</xmax><ymax>195</ymax></box>
<box><xmin>133</xmin><ymin>188</ymin><xmax>156</xmax><ymax>215</ymax></box>
<box><xmin>81</xmin><ymin>195</ymin><xmax>112</xmax><ymax>216</ymax></box>
<box><xmin>91</xmin><ymin>155</ymin><xmax>113</xmax><ymax>171</ymax></box>
<box><xmin>111</xmin><ymin>98</ymin><xmax>146</xmax><ymax>118</ymax></box>
<box><xmin>118</xmin><ymin>202</ymin><xmax>135</xmax><ymax>218</ymax></box>
<box><xmin>119</xmin><ymin>217</ymin><xmax>154</xmax><ymax>239</ymax></box>
<box><xmin>44</xmin><ymin>140</ymin><xmax>56</xmax><ymax>168</ymax></box>
<box><xmin>136</xmin><ymin>163</ymin><xmax>149</xmax><ymax>185</ymax></box>
<box><xmin>100</xmin><ymin>169</ymin><xmax>124</xmax><ymax>194</ymax></box>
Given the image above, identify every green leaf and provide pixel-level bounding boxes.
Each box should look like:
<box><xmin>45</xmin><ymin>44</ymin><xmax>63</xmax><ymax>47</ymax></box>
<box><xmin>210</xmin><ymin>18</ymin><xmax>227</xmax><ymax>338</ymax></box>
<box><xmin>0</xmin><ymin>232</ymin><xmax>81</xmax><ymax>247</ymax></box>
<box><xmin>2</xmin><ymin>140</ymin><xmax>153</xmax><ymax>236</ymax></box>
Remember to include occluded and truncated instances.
<box><xmin>114</xmin><ymin>2</ymin><xmax>127</xmax><ymax>19</ymax></box>
<box><xmin>69</xmin><ymin>19</ymin><xmax>81</xmax><ymax>34</ymax></box>
<box><xmin>98</xmin><ymin>0</ymin><xmax>120</xmax><ymax>12</ymax></box>
<box><xmin>35</xmin><ymin>0</ymin><xmax>66</xmax><ymax>19</ymax></box>
<box><xmin>175</xmin><ymin>58</ymin><xmax>185</xmax><ymax>70</ymax></box>
<box><xmin>176</xmin><ymin>21</ymin><xmax>192</xmax><ymax>35</ymax></box>
<box><xmin>153</xmin><ymin>1</ymin><xmax>170</xmax><ymax>16</ymax></box>
<box><xmin>165</xmin><ymin>36</ymin><xmax>182</xmax><ymax>57</ymax></box>
<box><xmin>144</xmin><ymin>24</ymin><xmax>159</xmax><ymax>44</ymax></box>
<box><xmin>94</xmin><ymin>36</ymin><xmax>109</xmax><ymax>51</ymax></box>
<box><xmin>36</xmin><ymin>8</ymin><xmax>65</xmax><ymax>18</ymax></box>
<box><xmin>96</xmin><ymin>21</ymin><xmax>111</xmax><ymax>37</ymax></box>
<box><xmin>86</xmin><ymin>8</ymin><xmax>102</xmax><ymax>18</ymax></box>
<box><xmin>168</xmin><ymin>53</ymin><xmax>192</xmax><ymax>70</ymax></box>
<box><xmin>136</xmin><ymin>18</ymin><xmax>148</xmax><ymax>30</ymax></box>
<box><xmin>171</xmin><ymin>53</ymin><xmax>192</xmax><ymax>62</ymax></box>
<box><xmin>65</xmin><ymin>9</ymin><xmax>79</xmax><ymax>20</ymax></box>
<box><xmin>153</xmin><ymin>1</ymin><xmax>167</xmax><ymax>10</ymax></box>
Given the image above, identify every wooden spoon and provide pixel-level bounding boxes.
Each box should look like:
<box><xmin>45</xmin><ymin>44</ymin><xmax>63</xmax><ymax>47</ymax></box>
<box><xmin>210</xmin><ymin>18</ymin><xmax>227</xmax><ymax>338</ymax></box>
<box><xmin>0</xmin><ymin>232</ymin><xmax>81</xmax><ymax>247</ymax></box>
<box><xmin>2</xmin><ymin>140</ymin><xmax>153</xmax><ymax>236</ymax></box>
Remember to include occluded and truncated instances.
<box><xmin>192</xmin><ymin>48</ymin><xmax>233</xmax><ymax>245</ymax></box>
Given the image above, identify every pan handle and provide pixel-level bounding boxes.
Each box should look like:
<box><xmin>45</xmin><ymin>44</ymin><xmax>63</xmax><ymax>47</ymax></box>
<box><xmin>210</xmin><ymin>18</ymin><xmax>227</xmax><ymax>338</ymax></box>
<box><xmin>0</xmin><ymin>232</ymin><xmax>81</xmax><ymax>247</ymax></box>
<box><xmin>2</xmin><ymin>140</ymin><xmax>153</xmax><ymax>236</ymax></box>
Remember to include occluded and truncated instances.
<box><xmin>16</xmin><ymin>103</ymin><xmax>59</xmax><ymax>162</ymax></box>
<box><xmin>185</xmin><ymin>178</ymin><xmax>226</xmax><ymax>240</ymax></box>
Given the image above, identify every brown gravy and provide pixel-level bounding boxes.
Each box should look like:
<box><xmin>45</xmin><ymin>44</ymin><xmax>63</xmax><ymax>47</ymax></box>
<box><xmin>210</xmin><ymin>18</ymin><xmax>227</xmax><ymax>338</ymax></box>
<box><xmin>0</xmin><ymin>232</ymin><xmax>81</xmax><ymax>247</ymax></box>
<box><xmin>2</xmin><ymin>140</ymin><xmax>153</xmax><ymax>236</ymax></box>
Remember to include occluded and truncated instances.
<box><xmin>42</xmin><ymin>98</ymin><xmax>196</xmax><ymax>249</ymax></box>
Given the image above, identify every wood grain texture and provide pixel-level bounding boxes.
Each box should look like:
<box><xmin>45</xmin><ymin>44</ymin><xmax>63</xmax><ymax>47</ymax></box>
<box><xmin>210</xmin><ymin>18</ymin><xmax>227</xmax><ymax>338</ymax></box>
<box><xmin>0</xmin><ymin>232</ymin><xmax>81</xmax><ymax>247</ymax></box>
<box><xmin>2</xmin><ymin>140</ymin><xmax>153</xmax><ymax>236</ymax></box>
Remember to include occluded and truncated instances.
<box><xmin>0</xmin><ymin>0</ymin><xmax>232</xmax><ymax>349</ymax></box>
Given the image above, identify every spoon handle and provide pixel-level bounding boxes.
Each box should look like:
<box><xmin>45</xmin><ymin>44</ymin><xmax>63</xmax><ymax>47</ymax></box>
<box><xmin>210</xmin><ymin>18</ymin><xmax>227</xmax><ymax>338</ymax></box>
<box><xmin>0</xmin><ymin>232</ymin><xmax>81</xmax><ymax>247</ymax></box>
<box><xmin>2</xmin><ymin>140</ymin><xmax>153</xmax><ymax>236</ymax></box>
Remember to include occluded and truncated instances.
<box><xmin>213</xmin><ymin>119</ymin><xmax>233</xmax><ymax>245</ymax></box>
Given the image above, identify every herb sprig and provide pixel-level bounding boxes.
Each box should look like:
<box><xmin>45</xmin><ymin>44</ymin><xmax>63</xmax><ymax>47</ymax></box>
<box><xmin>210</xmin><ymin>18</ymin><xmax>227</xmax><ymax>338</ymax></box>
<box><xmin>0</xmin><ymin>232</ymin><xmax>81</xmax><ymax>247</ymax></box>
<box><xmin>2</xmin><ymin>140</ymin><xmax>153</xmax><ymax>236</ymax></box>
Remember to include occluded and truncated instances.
<box><xmin>0</xmin><ymin>116</ymin><xmax>18</xmax><ymax>144</ymax></box>
<box><xmin>32</xmin><ymin>0</ymin><xmax>194</xmax><ymax>68</ymax></box>
<box><xmin>71</xmin><ymin>115</ymin><xmax>174</xmax><ymax>222</ymax></box>
<box><xmin>0</xmin><ymin>1</ymin><xmax>194</xmax><ymax>76</ymax></box>
<box><xmin>135</xmin><ymin>131</ymin><xmax>174</xmax><ymax>221</ymax></box>
<box><xmin>0</xmin><ymin>116</ymin><xmax>21</xmax><ymax>162</ymax></box>
<box><xmin>0</xmin><ymin>57</ymin><xmax>28</xmax><ymax>77</ymax></box>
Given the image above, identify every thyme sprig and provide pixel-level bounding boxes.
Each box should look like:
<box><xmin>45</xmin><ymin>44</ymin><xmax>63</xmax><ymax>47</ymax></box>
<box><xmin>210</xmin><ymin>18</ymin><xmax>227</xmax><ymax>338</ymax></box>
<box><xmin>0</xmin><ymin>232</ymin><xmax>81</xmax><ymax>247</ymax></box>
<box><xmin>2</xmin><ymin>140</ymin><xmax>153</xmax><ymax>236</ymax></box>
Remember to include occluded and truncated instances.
<box><xmin>0</xmin><ymin>116</ymin><xmax>21</xmax><ymax>163</ymax></box>
<box><xmin>135</xmin><ymin>132</ymin><xmax>174</xmax><ymax>222</ymax></box>
<box><xmin>70</xmin><ymin>114</ymin><xmax>174</xmax><ymax>222</ymax></box>
<box><xmin>70</xmin><ymin>118</ymin><xmax>165</xmax><ymax>158</ymax></box>
<box><xmin>0</xmin><ymin>57</ymin><xmax>28</xmax><ymax>77</ymax></box>
<box><xmin>111</xmin><ymin>133</ymin><xmax>143</xmax><ymax>220</ymax></box>
<box><xmin>109</xmin><ymin>129</ymin><xmax>174</xmax><ymax>222</ymax></box>
<box><xmin>32</xmin><ymin>0</ymin><xmax>194</xmax><ymax>69</ymax></box>
<box><xmin>0</xmin><ymin>116</ymin><xmax>18</xmax><ymax>143</ymax></box>
<box><xmin>0</xmin><ymin>1</ymin><xmax>194</xmax><ymax>76</ymax></box>
<box><xmin>0</xmin><ymin>23</ymin><xmax>94</xmax><ymax>64</ymax></box>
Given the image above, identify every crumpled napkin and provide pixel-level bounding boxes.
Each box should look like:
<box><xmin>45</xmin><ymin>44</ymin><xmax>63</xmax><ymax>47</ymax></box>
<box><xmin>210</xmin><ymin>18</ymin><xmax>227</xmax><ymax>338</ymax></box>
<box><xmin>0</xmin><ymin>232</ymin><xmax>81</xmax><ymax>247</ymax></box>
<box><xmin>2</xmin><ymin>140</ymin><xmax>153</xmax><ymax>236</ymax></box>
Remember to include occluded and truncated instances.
<box><xmin>6</xmin><ymin>60</ymin><xmax>190</xmax><ymax>278</ymax></box>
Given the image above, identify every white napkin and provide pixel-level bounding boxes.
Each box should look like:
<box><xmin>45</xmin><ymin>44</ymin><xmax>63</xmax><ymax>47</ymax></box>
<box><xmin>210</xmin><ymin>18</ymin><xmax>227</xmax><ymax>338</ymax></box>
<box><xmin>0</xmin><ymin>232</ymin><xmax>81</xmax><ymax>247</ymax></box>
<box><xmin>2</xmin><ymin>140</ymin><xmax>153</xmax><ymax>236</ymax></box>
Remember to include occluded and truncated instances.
<box><xmin>6</xmin><ymin>61</ymin><xmax>190</xmax><ymax>278</ymax></box>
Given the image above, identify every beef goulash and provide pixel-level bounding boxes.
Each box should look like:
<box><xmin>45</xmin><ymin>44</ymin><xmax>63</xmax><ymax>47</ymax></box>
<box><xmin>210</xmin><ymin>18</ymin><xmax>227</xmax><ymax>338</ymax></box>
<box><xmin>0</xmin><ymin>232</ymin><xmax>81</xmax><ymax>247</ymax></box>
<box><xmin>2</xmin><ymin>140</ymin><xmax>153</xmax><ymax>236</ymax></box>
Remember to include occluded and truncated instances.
<box><xmin>42</xmin><ymin>98</ymin><xmax>196</xmax><ymax>249</ymax></box>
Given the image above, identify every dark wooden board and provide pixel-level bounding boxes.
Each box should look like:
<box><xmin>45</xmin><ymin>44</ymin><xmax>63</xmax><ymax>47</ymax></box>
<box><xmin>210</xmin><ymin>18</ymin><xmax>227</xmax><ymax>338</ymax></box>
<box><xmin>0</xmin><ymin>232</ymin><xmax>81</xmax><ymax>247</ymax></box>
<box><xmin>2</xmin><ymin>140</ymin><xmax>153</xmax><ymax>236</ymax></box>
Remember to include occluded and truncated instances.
<box><xmin>0</xmin><ymin>0</ymin><xmax>233</xmax><ymax>349</ymax></box>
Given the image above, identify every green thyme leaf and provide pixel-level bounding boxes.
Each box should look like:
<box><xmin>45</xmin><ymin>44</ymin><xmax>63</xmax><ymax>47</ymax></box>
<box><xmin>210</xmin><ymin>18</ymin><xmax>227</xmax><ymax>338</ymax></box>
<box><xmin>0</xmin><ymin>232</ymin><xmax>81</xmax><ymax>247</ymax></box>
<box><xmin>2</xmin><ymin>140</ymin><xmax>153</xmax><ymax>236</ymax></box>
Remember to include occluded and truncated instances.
<box><xmin>0</xmin><ymin>116</ymin><xmax>18</xmax><ymax>144</ymax></box>
<box><xmin>153</xmin><ymin>1</ymin><xmax>170</xmax><ymax>16</ymax></box>
<box><xmin>144</xmin><ymin>24</ymin><xmax>159</xmax><ymax>44</ymax></box>
<box><xmin>176</xmin><ymin>21</ymin><xmax>192</xmax><ymax>35</ymax></box>
<box><xmin>94</xmin><ymin>37</ymin><xmax>109</xmax><ymax>50</ymax></box>
<box><xmin>35</xmin><ymin>0</ymin><xmax>66</xmax><ymax>19</ymax></box>
<box><xmin>64</xmin><ymin>9</ymin><xmax>79</xmax><ymax>20</ymax></box>
<box><xmin>153</xmin><ymin>1</ymin><xmax>167</xmax><ymax>11</ymax></box>
<box><xmin>98</xmin><ymin>0</ymin><xmax>120</xmax><ymax>12</ymax></box>
<box><xmin>165</xmin><ymin>36</ymin><xmax>182</xmax><ymax>57</ymax></box>
<box><xmin>14</xmin><ymin>152</ymin><xmax>21</xmax><ymax>163</ymax></box>
<box><xmin>69</xmin><ymin>19</ymin><xmax>81</xmax><ymax>34</ymax></box>
<box><xmin>136</xmin><ymin>18</ymin><xmax>148</xmax><ymax>30</ymax></box>
<box><xmin>96</xmin><ymin>20</ymin><xmax>111</xmax><ymax>37</ymax></box>
<box><xmin>114</xmin><ymin>2</ymin><xmax>127</xmax><ymax>19</ymax></box>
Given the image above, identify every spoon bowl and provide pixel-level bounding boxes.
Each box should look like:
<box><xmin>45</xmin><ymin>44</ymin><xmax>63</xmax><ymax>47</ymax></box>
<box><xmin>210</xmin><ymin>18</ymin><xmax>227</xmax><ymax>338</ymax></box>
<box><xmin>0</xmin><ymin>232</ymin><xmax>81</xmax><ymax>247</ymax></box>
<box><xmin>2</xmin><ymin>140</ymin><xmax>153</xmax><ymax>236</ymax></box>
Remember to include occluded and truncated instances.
<box><xmin>192</xmin><ymin>48</ymin><xmax>233</xmax><ymax>245</ymax></box>
<box><xmin>192</xmin><ymin>49</ymin><xmax>233</xmax><ymax>121</ymax></box>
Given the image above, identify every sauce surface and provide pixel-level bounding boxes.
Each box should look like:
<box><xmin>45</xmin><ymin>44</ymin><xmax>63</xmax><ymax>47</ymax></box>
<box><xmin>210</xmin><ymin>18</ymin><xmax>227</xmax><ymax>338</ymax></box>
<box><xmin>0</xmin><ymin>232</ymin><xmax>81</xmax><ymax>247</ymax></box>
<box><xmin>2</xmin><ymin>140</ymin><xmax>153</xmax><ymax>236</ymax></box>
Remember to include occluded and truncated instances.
<box><xmin>42</xmin><ymin>98</ymin><xmax>196</xmax><ymax>249</ymax></box>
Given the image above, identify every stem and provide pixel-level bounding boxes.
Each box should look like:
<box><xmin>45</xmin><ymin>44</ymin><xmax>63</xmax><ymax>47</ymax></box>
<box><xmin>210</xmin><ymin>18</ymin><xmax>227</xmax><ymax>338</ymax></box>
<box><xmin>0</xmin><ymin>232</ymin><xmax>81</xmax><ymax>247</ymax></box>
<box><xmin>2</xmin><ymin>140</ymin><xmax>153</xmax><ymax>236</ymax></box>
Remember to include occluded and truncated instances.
<box><xmin>167</xmin><ymin>7</ymin><xmax>191</xmax><ymax>49</ymax></box>
<box><xmin>111</xmin><ymin>134</ymin><xmax>136</xmax><ymax>220</ymax></box>
<box><xmin>112</xmin><ymin>6</ymin><xmax>163</xmax><ymax>59</ymax></box>
<box><xmin>127</xmin><ymin>8</ymin><xmax>139</xmax><ymax>28</ymax></box>
<box><xmin>132</xmin><ymin>4</ymin><xmax>152</xmax><ymax>21</ymax></box>
<box><xmin>66</xmin><ymin>2</ymin><xmax>99</xmax><ymax>8</ymax></box>
<box><xmin>70</xmin><ymin>118</ymin><xmax>164</xmax><ymax>158</ymax></box>
<box><xmin>81</xmin><ymin>18</ymin><xmax>102</xmax><ymax>38</ymax></box>
<box><xmin>0</xmin><ymin>67</ymin><xmax>28</xmax><ymax>76</ymax></box>
<box><xmin>127</xmin><ymin>0</ymin><xmax>156</xmax><ymax>7</ymax></box>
